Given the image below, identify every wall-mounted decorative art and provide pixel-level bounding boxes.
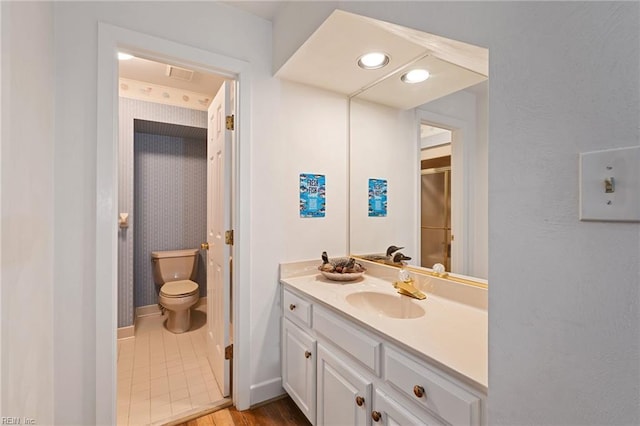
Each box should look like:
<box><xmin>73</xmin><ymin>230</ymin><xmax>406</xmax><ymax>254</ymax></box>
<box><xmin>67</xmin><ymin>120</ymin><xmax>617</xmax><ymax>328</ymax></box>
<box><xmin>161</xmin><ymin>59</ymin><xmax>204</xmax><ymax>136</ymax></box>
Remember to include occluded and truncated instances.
<box><xmin>300</xmin><ymin>173</ymin><xmax>326</xmax><ymax>218</ymax></box>
<box><xmin>368</xmin><ymin>178</ymin><xmax>387</xmax><ymax>217</ymax></box>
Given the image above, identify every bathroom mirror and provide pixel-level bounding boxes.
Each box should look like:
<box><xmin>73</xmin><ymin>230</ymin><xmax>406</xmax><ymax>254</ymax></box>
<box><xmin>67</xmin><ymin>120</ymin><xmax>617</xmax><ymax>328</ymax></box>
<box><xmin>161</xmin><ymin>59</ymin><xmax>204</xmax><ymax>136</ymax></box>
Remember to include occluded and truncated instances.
<box><xmin>349</xmin><ymin>73</ymin><xmax>489</xmax><ymax>281</ymax></box>
<box><xmin>275</xmin><ymin>9</ymin><xmax>489</xmax><ymax>283</ymax></box>
<box><xmin>349</xmin><ymin>87</ymin><xmax>489</xmax><ymax>283</ymax></box>
<box><xmin>345</xmin><ymin>20</ymin><xmax>489</xmax><ymax>282</ymax></box>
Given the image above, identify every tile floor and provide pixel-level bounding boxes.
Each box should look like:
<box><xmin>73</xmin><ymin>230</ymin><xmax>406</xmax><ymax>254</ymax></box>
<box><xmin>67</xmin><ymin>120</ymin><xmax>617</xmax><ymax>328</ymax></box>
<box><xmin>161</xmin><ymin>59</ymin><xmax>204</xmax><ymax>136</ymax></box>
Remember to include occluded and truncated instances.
<box><xmin>117</xmin><ymin>304</ymin><xmax>223</xmax><ymax>425</ymax></box>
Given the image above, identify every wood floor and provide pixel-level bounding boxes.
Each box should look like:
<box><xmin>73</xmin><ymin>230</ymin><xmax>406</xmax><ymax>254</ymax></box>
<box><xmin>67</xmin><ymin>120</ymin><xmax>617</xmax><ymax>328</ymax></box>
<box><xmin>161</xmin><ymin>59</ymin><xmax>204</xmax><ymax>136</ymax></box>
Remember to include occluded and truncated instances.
<box><xmin>176</xmin><ymin>396</ymin><xmax>311</xmax><ymax>426</ymax></box>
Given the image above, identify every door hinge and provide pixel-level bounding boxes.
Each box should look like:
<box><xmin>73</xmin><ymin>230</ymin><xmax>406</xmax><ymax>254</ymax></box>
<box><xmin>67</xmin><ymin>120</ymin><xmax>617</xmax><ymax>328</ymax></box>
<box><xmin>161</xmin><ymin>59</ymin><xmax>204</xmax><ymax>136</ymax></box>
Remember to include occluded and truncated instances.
<box><xmin>225</xmin><ymin>344</ymin><xmax>233</xmax><ymax>360</ymax></box>
<box><xmin>225</xmin><ymin>114</ymin><xmax>234</xmax><ymax>131</ymax></box>
<box><xmin>225</xmin><ymin>229</ymin><xmax>234</xmax><ymax>245</ymax></box>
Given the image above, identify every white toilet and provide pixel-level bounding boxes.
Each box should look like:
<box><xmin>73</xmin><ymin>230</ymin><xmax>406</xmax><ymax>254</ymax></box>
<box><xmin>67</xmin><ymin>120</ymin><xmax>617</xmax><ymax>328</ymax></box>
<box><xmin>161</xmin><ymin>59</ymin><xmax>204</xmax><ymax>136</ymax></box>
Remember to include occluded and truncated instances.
<box><xmin>151</xmin><ymin>248</ymin><xmax>200</xmax><ymax>333</ymax></box>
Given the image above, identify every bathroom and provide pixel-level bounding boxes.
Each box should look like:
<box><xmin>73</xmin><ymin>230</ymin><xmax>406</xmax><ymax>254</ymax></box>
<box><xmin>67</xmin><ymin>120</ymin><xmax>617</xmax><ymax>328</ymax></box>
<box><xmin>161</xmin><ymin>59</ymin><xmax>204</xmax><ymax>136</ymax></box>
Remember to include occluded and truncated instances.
<box><xmin>3</xmin><ymin>2</ymin><xmax>638</xmax><ymax>425</ymax></box>
<box><xmin>115</xmin><ymin>55</ymin><xmax>231</xmax><ymax>424</ymax></box>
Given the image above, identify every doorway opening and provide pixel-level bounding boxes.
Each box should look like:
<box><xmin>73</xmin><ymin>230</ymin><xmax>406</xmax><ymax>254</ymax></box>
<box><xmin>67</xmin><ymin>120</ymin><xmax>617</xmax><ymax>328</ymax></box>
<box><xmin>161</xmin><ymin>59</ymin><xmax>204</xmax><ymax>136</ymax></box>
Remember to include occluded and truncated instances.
<box><xmin>97</xmin><ymin>24</ymin><xmax>252</xmax><ymax>424</ymax></box>
<box><xmin>116</xmin><ymin>54</ymin><xmax>235</xmax><ymax>425</ymax></box>
<box><xmin>420</xmin><ymin>124</ymin><xmax>452</xmax><ymax>271</ymax></box>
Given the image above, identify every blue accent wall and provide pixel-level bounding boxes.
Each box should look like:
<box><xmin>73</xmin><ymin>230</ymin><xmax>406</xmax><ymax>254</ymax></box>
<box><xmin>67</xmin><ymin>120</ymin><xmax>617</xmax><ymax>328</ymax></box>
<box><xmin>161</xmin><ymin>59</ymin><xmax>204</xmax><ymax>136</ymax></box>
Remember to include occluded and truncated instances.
<box><xmin>118</xmin><ymin>97</ymin><xmax>207</xmax><ymax>327</ymax></box>
<box><xmin>133</xmin><ymin>132</ymin><xmax>207</xmax><ymax>310</ymax></box>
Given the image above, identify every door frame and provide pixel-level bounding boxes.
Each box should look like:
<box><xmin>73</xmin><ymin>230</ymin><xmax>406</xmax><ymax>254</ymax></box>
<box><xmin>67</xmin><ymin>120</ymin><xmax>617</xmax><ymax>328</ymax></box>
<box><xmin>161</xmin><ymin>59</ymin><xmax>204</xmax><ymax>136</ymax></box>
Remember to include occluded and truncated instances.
<box><xmin>96</xmin><ymin>23</ymin><xmax>251</xmax><ymax>424</ymax></box>
<box><xmin>417</xmin><ymin>109</ymin><xmax>473</xmax><ymax>275</ymax></box>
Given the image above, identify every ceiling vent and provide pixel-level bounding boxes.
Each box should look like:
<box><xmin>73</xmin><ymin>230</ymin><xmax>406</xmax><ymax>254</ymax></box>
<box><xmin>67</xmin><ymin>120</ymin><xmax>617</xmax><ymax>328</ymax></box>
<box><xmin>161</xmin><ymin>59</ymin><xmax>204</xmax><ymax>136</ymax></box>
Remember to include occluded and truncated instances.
<box><xmin>165</xmin><ymin>65</ymin><xmax>194</xmax><ymax>81</ymax></box>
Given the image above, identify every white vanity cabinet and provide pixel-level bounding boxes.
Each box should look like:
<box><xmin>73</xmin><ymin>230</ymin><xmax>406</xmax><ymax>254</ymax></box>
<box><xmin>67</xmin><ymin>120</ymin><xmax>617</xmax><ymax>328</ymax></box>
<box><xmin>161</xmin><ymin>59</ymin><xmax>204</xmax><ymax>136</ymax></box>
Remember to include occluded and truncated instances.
<box><xmin>281</xmin><ymin>285</ymin><xmax>486</xmax><ymax>426</ymax></box>
<box><xmin>282</xmin><ymin>287</ymin><xmax>316</xmax><ymax>423</ymax></box>
<box><xmin>317</xmin><ymin>344</ymin><xmax>443</xmax><ymax>426</ymax></box>
<box><xmin>317</xmin><ymin>344</ymin><xmax>372</xmax><ymax>425</ymax></box>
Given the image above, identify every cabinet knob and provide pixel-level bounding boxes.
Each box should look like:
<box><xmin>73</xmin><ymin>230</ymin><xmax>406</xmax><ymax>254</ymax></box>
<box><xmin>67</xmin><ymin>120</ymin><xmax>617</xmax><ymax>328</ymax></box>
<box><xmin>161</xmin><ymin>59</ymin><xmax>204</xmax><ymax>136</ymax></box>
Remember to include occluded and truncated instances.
<box><xmin>304</xmin><ymin>350</ymin><xmax>312</xmax><ymax>359</ymax></box>
<box><xmin>371</xmin><ymin>411</ymin><xmax>381</xmax><ymax>422</ymax></box>
<box><xmin>413</xmin><ymin>385</ymin><xmax>425</xmax><ymax>398</ymax></box>
<box><xmin>355</xmin><ymin>396</ymin><xmax>365</xmax><ymax>407</ymax></box>
<box><xmin>289</xmin><ymin>304</ymin><xmax>296</xmax><ymax>311</ymax></box>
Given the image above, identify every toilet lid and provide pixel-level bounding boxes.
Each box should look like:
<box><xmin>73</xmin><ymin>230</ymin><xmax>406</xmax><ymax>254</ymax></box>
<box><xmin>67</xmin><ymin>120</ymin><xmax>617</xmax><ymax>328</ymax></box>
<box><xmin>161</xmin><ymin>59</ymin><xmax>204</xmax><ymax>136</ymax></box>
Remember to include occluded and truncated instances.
<box><xmin>160</xmin><ymin>280</ymin><xmax>198</xmax><ymax>297</ymax></box>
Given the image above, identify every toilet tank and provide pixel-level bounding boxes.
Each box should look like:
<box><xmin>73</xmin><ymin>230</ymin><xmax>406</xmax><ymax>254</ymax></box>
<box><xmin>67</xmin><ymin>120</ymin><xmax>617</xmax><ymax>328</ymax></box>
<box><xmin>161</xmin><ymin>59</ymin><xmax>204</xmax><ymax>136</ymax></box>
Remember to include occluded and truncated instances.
<box><xmin>151</xmin><ymin>248</ymin><xmax>199</xmax><ymax>285</ymax></box>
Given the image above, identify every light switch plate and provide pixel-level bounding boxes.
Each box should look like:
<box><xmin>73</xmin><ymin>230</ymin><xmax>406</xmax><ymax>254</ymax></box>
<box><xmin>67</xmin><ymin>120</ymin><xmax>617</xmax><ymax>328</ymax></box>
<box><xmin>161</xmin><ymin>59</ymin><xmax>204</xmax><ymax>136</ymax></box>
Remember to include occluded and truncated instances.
<box><xmin>579</xmin><ymin>146</ymin><xmax>640</xmax><ymax>221</ymax></box>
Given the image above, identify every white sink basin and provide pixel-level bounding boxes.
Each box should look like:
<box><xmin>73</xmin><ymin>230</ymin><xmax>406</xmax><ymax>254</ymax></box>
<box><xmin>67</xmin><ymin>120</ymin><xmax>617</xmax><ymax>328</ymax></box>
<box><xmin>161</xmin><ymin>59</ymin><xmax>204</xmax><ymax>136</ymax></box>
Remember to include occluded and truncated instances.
<box><xmin>345</xmin><ymin>291</ymin><xmax>425</xmax><ymax>319</ymax></box>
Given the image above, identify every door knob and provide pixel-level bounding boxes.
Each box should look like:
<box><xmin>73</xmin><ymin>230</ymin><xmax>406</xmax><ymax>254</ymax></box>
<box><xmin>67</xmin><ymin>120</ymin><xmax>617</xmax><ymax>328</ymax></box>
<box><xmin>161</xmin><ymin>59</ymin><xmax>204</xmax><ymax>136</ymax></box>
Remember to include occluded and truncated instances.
<box><xmin>371</xmin><ymin>411</ymin><xmax>381</xmax><ymax>422</ymax></box>
<box><xmin>201</xmin><ymin>242</ymin><xmax>209</xmax><ymax>250</ymax></box>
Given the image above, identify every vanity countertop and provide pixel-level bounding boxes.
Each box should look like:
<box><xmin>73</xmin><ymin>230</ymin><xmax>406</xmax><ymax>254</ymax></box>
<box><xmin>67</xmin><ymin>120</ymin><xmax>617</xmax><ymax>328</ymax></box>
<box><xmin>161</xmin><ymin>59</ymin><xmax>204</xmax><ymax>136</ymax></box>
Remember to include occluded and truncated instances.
<box><xmin>280</xmin><ymin>259</ymin><xmax>488</xmax><ymax>391</ymax></box>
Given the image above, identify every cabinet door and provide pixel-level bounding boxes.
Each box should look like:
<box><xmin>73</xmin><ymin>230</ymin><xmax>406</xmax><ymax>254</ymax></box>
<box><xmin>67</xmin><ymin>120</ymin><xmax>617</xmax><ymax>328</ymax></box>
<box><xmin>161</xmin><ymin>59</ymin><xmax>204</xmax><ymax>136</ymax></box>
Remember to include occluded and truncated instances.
<box><xmin>317</xmin><ymin>344</ymin><xmax>372</xmax><ymax>426</ymax></box>
<box><xmin>282</xmin><ymin>318</ymin><xmax>316</xmax><ymax>424</ymax></box>
<box><xmin>371</xmin><ymin>389</ymin><xmax>443</xmax><ymax>426</ymax></box>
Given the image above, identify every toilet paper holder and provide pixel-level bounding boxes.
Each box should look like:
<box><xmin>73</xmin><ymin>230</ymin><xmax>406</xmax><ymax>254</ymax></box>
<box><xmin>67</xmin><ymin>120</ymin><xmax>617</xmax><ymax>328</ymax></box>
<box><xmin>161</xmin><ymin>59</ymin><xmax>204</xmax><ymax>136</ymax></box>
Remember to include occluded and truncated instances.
<box><xmin>119</xmin><ymin>213</ymin><xmax>129</xmax><ymax>228</ymax></box>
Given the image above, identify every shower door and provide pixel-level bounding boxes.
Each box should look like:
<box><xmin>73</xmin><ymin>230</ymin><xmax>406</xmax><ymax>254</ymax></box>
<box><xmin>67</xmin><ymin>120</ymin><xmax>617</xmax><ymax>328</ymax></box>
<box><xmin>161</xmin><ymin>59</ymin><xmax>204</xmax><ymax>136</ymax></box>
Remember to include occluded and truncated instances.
<box><xmin>420</xmin><ymin>167</ymin><xmax>451</xmax><ymax>271</ymax></box>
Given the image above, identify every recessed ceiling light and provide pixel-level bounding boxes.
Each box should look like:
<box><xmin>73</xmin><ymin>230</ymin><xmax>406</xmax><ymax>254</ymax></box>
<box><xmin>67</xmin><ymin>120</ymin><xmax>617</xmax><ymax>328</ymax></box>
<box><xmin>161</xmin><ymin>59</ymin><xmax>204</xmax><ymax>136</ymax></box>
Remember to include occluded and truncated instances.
<box><xmin>118</xmin><ymin>52</ymin><xmax>134</xmax><ymax>61</ymax></box>
<box><xmin>401</xmin><ymin>69</ymin><xmax>430</xmax><ymax>84</ymax></box>
<box><xmin>357</xmin><ymin>52</ymin><xmax>390</xmax><ymax>70</ymax></box>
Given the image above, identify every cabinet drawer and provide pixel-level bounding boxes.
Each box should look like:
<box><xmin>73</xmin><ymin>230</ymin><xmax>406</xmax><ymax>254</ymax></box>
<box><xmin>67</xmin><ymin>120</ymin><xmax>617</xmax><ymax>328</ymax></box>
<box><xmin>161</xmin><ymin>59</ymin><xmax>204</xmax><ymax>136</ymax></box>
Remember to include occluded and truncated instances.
<box><xmin>283</xmin><ymin>288</ymin><xmax>312</xmax><ymax>328</ymax></box>
<box><xmin>373</xmin><ymin>388</ymin><xmax>444</xmax><ymax>426</ymax></box>
<box><xmin>313</xmin><ymin>306</ymin><xmax>381</xmax><ymax>375</ymax></box>
<box><xmin>385</xmin><ymin>347</ymin><xmax>480</xmax><ymax>426</ymax></box>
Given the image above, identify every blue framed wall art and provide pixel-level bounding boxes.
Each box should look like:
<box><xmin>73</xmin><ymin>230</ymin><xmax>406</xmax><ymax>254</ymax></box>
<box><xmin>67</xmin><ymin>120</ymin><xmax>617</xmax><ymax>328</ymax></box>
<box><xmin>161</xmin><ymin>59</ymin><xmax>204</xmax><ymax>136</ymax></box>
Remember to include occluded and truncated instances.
<box><xmin>300</xmin><ymin>173</ymin><xmax>326</xmax><ymax>218</ymax></box>
<box><xmin>368</xmin><ymin>178</ymin><xmax>387</xmax><ymax>217</ymax></box>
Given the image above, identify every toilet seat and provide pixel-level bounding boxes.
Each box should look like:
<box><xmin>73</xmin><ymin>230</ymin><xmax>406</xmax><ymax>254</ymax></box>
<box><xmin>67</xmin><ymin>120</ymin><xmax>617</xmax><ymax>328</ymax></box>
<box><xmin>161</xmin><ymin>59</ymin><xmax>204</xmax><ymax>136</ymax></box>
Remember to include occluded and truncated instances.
<box><xmin>160</xmin><ymin>280</ymin><xmax>199</xmax><ymax>298</ymax></box>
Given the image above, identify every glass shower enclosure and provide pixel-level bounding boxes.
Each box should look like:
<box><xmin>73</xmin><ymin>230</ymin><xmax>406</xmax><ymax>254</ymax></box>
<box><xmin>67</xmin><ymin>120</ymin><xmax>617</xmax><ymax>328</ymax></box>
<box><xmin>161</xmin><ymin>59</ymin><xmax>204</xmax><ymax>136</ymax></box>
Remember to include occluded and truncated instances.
<box><xmin>420</xmin><ymin>166</ymin><xmax>451</xmax><ymax>271</ymax></box>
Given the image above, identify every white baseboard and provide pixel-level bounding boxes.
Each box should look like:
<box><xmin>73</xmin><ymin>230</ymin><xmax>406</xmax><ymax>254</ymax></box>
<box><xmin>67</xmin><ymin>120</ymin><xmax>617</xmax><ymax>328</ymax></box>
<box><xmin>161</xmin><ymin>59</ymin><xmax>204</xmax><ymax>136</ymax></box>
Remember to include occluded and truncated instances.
<box><xmin>250</xmin><ymin>377</ymin><xmax>285</xmax><ymax>406</ymax></box>
<box><xmin>135</xmin><ymin>303</ymin><xmax>161</xmax><ymax>318</ymax></box>
<box><xmin>117</xmin><ymin>326</ymin><xmax>134</xmax><ymax>340</ymax></box>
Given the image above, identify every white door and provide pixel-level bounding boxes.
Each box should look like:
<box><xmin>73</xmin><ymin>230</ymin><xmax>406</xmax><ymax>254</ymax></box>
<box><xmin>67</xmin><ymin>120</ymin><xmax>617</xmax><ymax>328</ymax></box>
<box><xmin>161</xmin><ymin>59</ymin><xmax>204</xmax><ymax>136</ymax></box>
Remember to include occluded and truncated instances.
<box><xmin>206</xmin><ymin>81</ymin><xmax>232</xmax><ymax>397</ymax></box>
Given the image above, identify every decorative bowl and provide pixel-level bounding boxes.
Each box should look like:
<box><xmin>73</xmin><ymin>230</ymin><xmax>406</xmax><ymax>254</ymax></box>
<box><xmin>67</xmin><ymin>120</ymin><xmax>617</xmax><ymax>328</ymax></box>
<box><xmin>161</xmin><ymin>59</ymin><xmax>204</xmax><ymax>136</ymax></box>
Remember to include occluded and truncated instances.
<box><xmin>318</xmin><ymin>256</ymin><xmax>366</xmax><ymax>281</ymax></box>
<box><xmin>319</xmin><ymin>270</ymin><xmax>365</xmax><ymax>282</ymax></box>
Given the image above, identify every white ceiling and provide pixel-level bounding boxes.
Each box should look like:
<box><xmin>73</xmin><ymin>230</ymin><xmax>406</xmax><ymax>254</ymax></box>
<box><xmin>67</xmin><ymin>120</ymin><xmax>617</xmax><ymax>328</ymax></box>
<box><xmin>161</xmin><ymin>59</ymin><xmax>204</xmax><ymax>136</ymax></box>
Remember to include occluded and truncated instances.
<box><xmin>118</xmin><ymin>1</ymin><xmax>283</xmax><ymax>95</ymax></box>
<box><xmin>356</xmin><ymin>53</ymin><xmax>486</xmax><ymax>110</ymax></box>
<box><xmin>421</xmin><ymin>124</ymin><xmax>450</xmax><ymax>139</ymax></box>
<box><xmin>222</xmin><ymin>1</ymin><xmax>283</xmax><ymax>20</ymax></box>
<box><xmin>277</xmin><ymin>10</ymin><xmax>428</xmax><ymax>96</ymax></box>
<box><xmin>119</xmin><ymin>56</ymin><xmax>224</xmax><ymax>96</ymax></box>
<box><xmin>119</xmin><ymin>7</ymin><xmax>488</xmax><ymax>111</ymax></box>
<box><xmin>275</xmin><ymin>10</ymin><xmax>488</xmax><ymax>110</ymax></box>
